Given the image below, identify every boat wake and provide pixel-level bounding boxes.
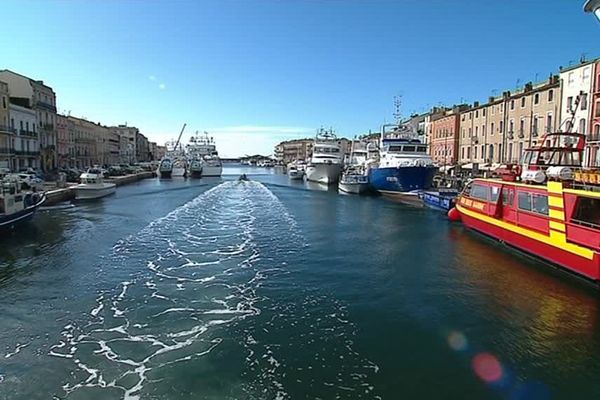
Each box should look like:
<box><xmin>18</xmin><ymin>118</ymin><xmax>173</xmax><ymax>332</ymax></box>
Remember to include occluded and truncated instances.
<box><xmin>48</xmin><ymin>180</ymin><xmax>379</xmax><ymax>399</ymax></box>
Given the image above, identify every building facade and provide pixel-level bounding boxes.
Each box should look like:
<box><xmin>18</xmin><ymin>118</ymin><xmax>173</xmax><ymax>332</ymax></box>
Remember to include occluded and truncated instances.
<box><xmin>587</xmin><ymin>60</ymin><xmax>600</xmax><ymax>167</ymax></box>
<box><xmin>274</xmin><ymin>138</ymin><xmax>314</xmax><ymax>164</ymax></box>
<box><xmin>68</xmin><ymin>116</ymin><xmax>97</xmax><ymax>168</ymax></box>
<box><xmin>559</xmin><ymin>61</ymin><xmax>596</xmax><ymax>166</ymax></box>
<box><xmin>9</xmin><ymin>103</ymin><xmax>39</xmax><ymax>171</ymax></box>
<box><xmin>136</xmin><ymin>132</ymin><xmax>150</xmax><ymax>162</ymax></box>
<box><xmin>0</xmin><ymin>70</ymin><xmax>58</xmax><ymax>171</ymax></box>
<box><xmin>56</xmin><ymin>114</ymin><xmax>71</xmax><ymax>168</ymax></box>
<box><xmin>429</xmin><ymin>106</ymin><xmax>465</xmax><ymax>166</ymax></box>
<box><xmin>112</xmin><ymin>125</ymin><xmax>137</xmax><ymax>164</ymax></box>
<box><xmin>0</xmin><ymin>81</ymin><xmax>14</xmax><ymax>170</ymax></box>
<box><xmin>458</xmin><ymin>76</ymin><xmax>560</xmax><ymax>166</ymax></box>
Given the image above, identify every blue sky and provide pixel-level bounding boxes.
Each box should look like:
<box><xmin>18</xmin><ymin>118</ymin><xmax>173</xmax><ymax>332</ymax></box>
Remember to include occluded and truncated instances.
<box><xmin>2</xmin><ymin>0</ymin><xmax>599</xmax><ymax>157</ymax></box>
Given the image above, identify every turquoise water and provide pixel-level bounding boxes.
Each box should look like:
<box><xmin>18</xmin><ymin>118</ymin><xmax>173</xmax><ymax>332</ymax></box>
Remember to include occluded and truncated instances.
<box><xmin>0</xmin><ymin>165</ymin><xmax>599</xmax><ymax>399</ymax></box>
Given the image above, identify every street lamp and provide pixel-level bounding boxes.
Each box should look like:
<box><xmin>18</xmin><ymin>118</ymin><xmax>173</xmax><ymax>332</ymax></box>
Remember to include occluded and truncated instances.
<box><xmin>585</xmin><ymin>0</ymin><xmax>600</xmax><ymax>22</ymax></box>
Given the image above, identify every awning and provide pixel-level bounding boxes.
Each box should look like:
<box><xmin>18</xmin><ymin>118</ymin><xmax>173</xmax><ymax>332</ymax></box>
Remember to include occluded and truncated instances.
<box><xmin>439</xmin><ymin>165</ymin><xmax>455</xmax><ymax>172</ymax></box>
<box><xmin>461</xmin><ymin>163</ymin><xmax>474</xmax><ymax>169</ymax></box>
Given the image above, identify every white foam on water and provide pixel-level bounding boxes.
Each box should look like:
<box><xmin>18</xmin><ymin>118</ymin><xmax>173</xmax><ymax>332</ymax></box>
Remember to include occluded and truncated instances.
<box><xmin>48</xmin><ymin>181</ymin><xmax>305</xmax><ymax>399</ymax></box>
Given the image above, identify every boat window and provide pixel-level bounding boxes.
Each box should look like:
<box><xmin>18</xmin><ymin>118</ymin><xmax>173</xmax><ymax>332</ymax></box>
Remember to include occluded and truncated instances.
<box><xmin>531</xmin><ymin>194</ymin><xmax>549</xmax><ymax>215</ymax></box>
<box><xmin>402</xmin><ymin>146</ymin><xmax>416</xmax><ymax>152</ymax></box>
<box><xmin>518</xmin><ymin>192</ymin><xmax>532</xmax><ymax>211</ymax></box>
<box><xmin>417</xmin><ymin>146</ymin><xmax>427</xmax><ymax>153</ymax></box>
<box><xmin>502</xmin><ymin>188</ymin><xmax>514</xmax><ymax>206</ymax></box>
<box><xmin>518</xmin><ymin>192</ymin><xmax>548</xmax><ymax>215</ymax></box>
<box><xmin>388</xmin><ymin>145</ymin><xmax>403</xmax><ymax>152</ymax></box>
<box><xmin>572</xmin><ymin>196</ymin><xmax>600</xmax><ymax>228</ymax></box>
<box><xmin>490</xmin><ymin>186</ymin><xmax>501</xmax><ymax>202</ymax></box>
<box><xmin>469</xmin><ymin>184</ymin><xmax>489</xmax><ymax>201</ymax></box>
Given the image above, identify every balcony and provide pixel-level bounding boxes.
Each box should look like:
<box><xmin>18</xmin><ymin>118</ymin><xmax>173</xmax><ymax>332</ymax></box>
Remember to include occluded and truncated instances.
<box><xmin>19</xmin><ymin>129</ymin><xmax>37</xmax><ymax>137</ymax></box>
<box><xmin>0</xmin><ymin>124</ymin><xmax>16</xmax><ymax>134</ymax></box>
<box><xmin>15</xmin><ymin>150</ymin><xmax>41</xmax><ymax>156</ymax></box>
<box><xmin>42</xmin><ymin>123</ymin><xmax>55</xmax><ymax>131</ymax></box>
<box><xmin>36</xmin><ymin>100</ymin><xmax>57</xmax><ymax>113</ymax></box>
<box><xmin>0</xmin><ymin>147</ymin><xmax>15</xmax><ymax>156</ymax></box>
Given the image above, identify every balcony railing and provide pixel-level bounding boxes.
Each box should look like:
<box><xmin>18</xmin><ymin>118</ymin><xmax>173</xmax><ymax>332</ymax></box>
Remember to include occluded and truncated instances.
<box><xmin>14</xmin><ymin>150</ymin><xmax>41</xmax><ymax>156</ymax></box>
<box><xmin>19</xmin><ymin>129</ymin><xmax>37</xmax><ymax>137</ymax></box>
<box><xmin>36</xmin><ymin>100</ymin><xmax>57</xmax><ymax>113</ymax></box>
<box><xmin>0</xmin><ymin>124</ymin><xmax>16</xmax><ymax>134</ymax></box>
<box><xmin>0</xmin><ymin>147</ymin><xmax>15</xmax><ymax>155</ymax></box>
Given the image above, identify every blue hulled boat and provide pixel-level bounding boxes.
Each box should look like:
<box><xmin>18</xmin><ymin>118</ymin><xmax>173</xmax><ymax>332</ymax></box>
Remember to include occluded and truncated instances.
<box><xmin>368</xmin><ymin>136</ymin><xmax>437</xmax><ymax>203</ymax></box>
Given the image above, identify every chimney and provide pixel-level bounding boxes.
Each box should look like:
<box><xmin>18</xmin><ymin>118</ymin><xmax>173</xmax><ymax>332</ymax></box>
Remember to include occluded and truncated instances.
<box><xmin>473</xmin><ymin>101</ymin><xmax>480</xmax><ymax>108</ymax></box>
<box><xmin>488</xmin><ymin>96</ymin><xmax>495</xmax><ymax>103</ymax></box>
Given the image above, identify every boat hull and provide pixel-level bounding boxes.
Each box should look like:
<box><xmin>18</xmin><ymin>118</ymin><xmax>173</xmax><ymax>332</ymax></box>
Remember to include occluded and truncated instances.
<box><xmin>158</xmin><ymin>170</ymin><xmax>172</xmax><ymax>179</ymax></box>
<box><xmin>188</xmin><ymin>168</ymin><xmax>203</xmax><ymax>178</ymax></box>
<box><xmin>338</xmin><ymin>181</ymin><xmax>369</xmax><ymax>194</ymax></box>
<box><xmin>0</xmin><ymin>194</ymin><xmax>46</xmax><ymax>231</ymax></box>
<box><xmin>75</xmin><ymin>184</ymin><xmax>117</xmax><ymax>200</ymax></box>
<box><xmin>305</xmin><ymin>163</ymin><xmax>342</xmax><ymax>184</ymax></box>
<box><xmin>288</xmin><ymin>171</ymin><xmax>304</xmax><ymax>180</ymax></box>
<box><xmin>421</xmin><ymin>191</ymin><xmax>457</xmax><ymax>211</ymax></box>
<box><xmin>172</xmin><ymin>167</ymin><xmax>187</xmax><ymax>177</ymax></box>
<box><xmin>457</xmin><ymin>204</ymin><xmax>600</xmax><ymax>282</ymax></box>
<box><xmin>201</xmin><ymin>165</ymin><xmax>222</xmax><ymax>177</ymax></box>
<box><xmin>369</xmin><ymin>166</ymin><xmax>437</xmax><ymax>195</ymax></box>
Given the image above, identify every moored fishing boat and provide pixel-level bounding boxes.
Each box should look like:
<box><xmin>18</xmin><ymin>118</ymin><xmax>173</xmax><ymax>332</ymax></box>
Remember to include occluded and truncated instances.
<box><xmin>449</xmin><ymin>131</ymin><xmax>600</xmax><ymax>282</ymax></box>
<box><xmin>0</xmin><ymin>177</ymin><xmax>46</xmax><ymax>231</ymax></box>
<box><xmin>158</xmin><ymin>156</ymin><xmax>173</xmax><ymax>178</ymax></box>
<box><xmin>338</xmin><ymin>168</ymin><xmax>369</xmax><ymax>194</ymax></box>
<box><xmin>287</xmin><ymin>163</ymin><xmax>305</xmax><ymax>180</ymax></box>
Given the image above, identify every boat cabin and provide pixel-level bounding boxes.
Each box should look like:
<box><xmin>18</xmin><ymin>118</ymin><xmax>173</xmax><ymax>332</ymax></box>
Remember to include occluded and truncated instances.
<box><xmin>382</xmin><ymin>138</ymin><xmax>427</xmax><ymax>154</ymax></box>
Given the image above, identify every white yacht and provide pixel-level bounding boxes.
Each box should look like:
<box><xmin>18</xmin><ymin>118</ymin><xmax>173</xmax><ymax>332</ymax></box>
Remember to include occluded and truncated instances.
<box><xmin>193</xmin><ymin>132</ymin><xmax>222</xmax><ymax>177</ymax></box>
<box><xmin>74</xmin><ymin>168</ymin><xmax>116</xmax><ymax>200</ymax></box>
<box><xmin>305</xmin><ymin>129</ymin><xmax>344</xmax><ymax>184</ymax></box>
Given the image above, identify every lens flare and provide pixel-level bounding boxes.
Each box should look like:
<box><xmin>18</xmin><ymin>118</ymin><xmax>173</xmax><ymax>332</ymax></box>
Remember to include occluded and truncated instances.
<box><xmin>472</xmin><ymin>353</ymin><xmax>503</xmax><ymax>383</ymax></box>
<box><xmin>448</xmin><ymin>331</ymin><xmax>468</xmax><ymax>351</ymax></box>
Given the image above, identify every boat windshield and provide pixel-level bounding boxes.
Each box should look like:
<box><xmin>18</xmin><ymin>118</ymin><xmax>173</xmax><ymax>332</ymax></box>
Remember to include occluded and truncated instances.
<box><xmin>314</xmin><ymin>146</ymin><xmax>340</xmax><ymax>153</ymax></box>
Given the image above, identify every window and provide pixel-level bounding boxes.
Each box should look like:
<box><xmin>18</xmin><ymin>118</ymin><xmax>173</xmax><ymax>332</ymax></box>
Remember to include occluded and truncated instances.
<box><xmin>491</xmin><ymin>122</ymin><xmax>495</xmax><ymax>135</ymax></box>
<box><xmin>20</xmin><ymin>121</ymin><xmax>23</xmax><ymax>131</ymax></box>
<box><xmin>572</xmin><ymin>196</ymin><xmax>600</xmax><ymax>228</ymax></box>
<box><xmin>490</xmin><ymin>186</ymin><xmax>501</xmax><ymax>202</ymax></box>
<box><xmin>500</xmin><ymin>121</ymin><xmax>504</xmax><ymax>133</ymax></box>
<box><xmin>579</xmin><ymin>118</ymin><xmax>587</xmax><ymax>135</ymax></box>
<box><xmin>475</xmin><ymin>126</ymin><xmax>478</xmax><ymax>136</ymax></box>
<box><xmin>567</xmin><ymin>96</ymin><xmax>573</xmax><ymax>110</ymax></box>
<box><xmin>482</xmin><ymin>125</ymin><xmax>486</xmax><ymax>136</ymax></box>
<box><xmin>481</xmin><ymin>145</ymin><xmax>485</xmax><ymax>160</ymax></box>
<box><xmin>533</xmin><ymin>117</ymin><xmax>539</xmax><ymax>135</ymax></box>
<box><xmin>475</xmin><ymin>110</ymin><xmax>479</xmax><ymax>118</ymax></box>
<box><xmin>518</xmin><ymin>192</ymin><xmax>548</xmax><ymax>215</ymax></box>
<box><xmin>568</xmin><ymin>72</ymin><xmax>575</xmax><ymax>85</ymax></box>
<box><xmin>502</xmin><ymin>189</ymin><xmax>514</xmax><ymax>206</ymax></box>
<box><xmin>509</xmin><ymin>119</ymin><xmax>514</xmax><ymax>133</ymax></box>
<box><xmin>469</xmin><ymin>112</ymin><xmax>472</xmax><ymax>120</ymax></box>
<box><xmin>1</xmin><ymin>96</ymin><xmax>5</xmax><ymax>109</ymax></box>
<box><xmin>510</xmin><ymin>100</ymin><xmax>515</xmax><ymax>110</ymax></box>
<box><xmin>548</xmin><ymin>90</ymin><xmax>554</xmax><ymax>102</ymax></box>
<box><xmin>534</xmin><ymin>93</ymin><xmax>540</xmax><ymax>105</ymax></box>
<box><xmin>489</xmin><ymin>144</ymin><xmax>494</xmax><ymax>160</ymax></box>
<box><xmin>546</xmin><ymin>114</ymin><xmax>553</xmax><ymax>132</ymax></box>
<box><xmin>521</xmin><ymin>97</ymin><xmax>526</xmax><ymax>108</ymax></box>
<box><xmin>518</xmin><ymin>192</ymin><xmax>532</xmax><ymax>211</ymax></box>
<box><xmin>469</xmin><ymin>184</ymin><xmax>489</xmax><ymax>201</ymax></box>
<box><xmin>581</xmin><ymin>93</ymin><xmax>588</xmax><ymax>110</ymax></box>
<box><xmin>474</xmin><ymin>146</ymin><xmax>478</xmax><ymax>159</ymax></box>
<box><xmin>520</xmin><ymin>118</ymin><xmax>525</xmax><ymax>135</ymax></box>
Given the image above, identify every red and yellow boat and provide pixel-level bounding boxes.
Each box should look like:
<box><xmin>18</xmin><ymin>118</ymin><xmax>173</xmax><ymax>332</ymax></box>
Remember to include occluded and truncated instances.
<box><xmin>448</xmin><ymin>132</ymin><xmax>600</xmax><ymax>283</ymax></box>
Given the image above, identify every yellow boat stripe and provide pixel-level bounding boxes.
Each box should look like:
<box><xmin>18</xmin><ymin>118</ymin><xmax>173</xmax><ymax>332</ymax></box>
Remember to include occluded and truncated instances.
<box><xmin>549</xmin><ymin>208</ymin><xmax>565</xmax><ymax>221</ymax></box>
<box><xmin>548</xmin><ymin>196</ymin><xmax>564</xmax><ymax>209</ymax></box>
<box><xmin>549</xmin><ymin>220</ymin><xmax>566</xmax><ymax>232</ymax></box>
<box><xmin>564</xmin><ymin>188</ymin><xmax>600</xmax><ymax>199</ymax></box>
<box><xmin>547</xmin><ymin>181</ymin><xmax>564</xmax><ymax>194</ymax></box>
<box><xmin>456</xmin><ymin>204</ymin><xmax>594</xmax><ymax>260</ymax></box>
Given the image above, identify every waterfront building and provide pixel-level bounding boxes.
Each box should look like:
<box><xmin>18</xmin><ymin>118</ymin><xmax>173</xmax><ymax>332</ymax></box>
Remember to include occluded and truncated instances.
<box><xmin>0</xmin><ymin>81</ymin><xmax>14</xmax><ymax>170</ymax></box>
<box><xmin>108</xmin><ymin>130</ymin><xmax>120</xmax><ymax>165</ymax></box>
<box><xmin>586</xmin><ymin>59</ymin><xmax>600</xmax><ymax>167</ymax></box>
<box><xmin>155</xmin><ymin>145</ymin><xmax>166</xmax><ymax>161</ymax></box>
<box><xmin>112</xmin><ymin>125</ymin><xmax>138</xmax><ymax>164</ymax></box>
<box><xmin>67</xmin><ymin>116</ymin><xmax>97</xmax><ymax>169</ymax></box>
<box><xmin>559</xmin><ymin>60</ymin><xmax>596</xmax><ymax>165</ymax></box>
<box><xmin>9</xmin><ymin>102</ymin><xmax>39</xmax><ymax>171</ymax></box>
<box><xmin>136</xmin><ymin>132</ymin><xmax>150</xmax><ymax>162</ymax></box>
<box><xmin>274</xmin><ymin>138</ymin><xmax>314</xmax><ymax>164</ymax></box>
<box><xmin>458</xmin><ymin>76</ymin><xmax>560</xmax><ymax>167</ymax></box>
<box><xmin>429</xmin><ymin>105</ymin><xmax>467</xmax><ymax>167</ymax></box>
<box><xmin>56</xmin><ymin>114</ymin><xmax>71</xmax><ymax>168</ymax></box>
<box><xmin>424</xmin><ymin>107</ymin><xmax>447</xmax><ymax>146</ymax></box>
<box><xmin>0</xmin><ymin>70</ymin><xmax>58</xmax><ymax>172</ymax></box>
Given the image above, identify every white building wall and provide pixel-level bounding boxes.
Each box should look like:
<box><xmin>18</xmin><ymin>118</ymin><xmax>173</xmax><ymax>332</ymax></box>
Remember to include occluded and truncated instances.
<box><xmin>560</xmin><ymin>63</ymin><xmax>594</xmax><ymax>134</ymax></box>
<box><xmin>9</xmin><ymin>104</ymin><xmax>39</xmax><ymax>170</ymax></box>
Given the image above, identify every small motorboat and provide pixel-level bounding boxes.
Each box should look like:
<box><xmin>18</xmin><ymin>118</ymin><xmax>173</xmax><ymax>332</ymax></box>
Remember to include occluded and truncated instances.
<box><xmin>74</xmin><ymin>168</ymin><xmax>117</xmax><ymax>200</ymax></box>
<box><xmin>158</xmin><ymin>157</ymin><xmax>173</xmax><ymax>178</ymax></box>
<box><xmin>288</xmin><ymin>164</ymin><xmax>305</xmax><ymax>180</ymax></box>
<box><xmin>0</xmin><ymin>177</ymin><xmax>46</xmax><ymax>231</ymax></box>
<box><xmin>338</xmin><ymin>167</ymin><xmax>370</xmax><ymax>194</ymax></box>
<box><xmin>238</xmin><ymin>174</ymin><xmax>249</xmax><ymax>181</ymax></box>
<box><xmin>419</xmin><ymin>189</ymin><xmax>458</xmax><ymax>211</ymax></box>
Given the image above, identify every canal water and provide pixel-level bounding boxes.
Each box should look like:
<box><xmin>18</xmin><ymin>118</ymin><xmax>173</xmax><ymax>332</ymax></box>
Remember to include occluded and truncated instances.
<box><xmin>1</xmin><ymin>165</ymin><xmax>599</xmax><ymax>400</ymax></box>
